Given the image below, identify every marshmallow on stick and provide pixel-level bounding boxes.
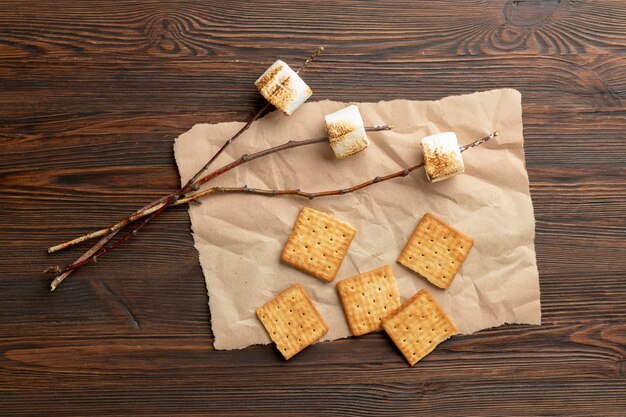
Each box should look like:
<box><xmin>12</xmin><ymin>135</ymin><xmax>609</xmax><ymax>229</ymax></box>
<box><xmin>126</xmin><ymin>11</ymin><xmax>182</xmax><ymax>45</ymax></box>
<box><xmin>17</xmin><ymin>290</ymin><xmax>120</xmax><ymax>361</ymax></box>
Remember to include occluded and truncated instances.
<box><xmin>324</xmin><ymin>105</ymin><xmax>370</xmax><ymax>159</ymax></box>
<box><xmin>421</xmin><ymin>132</ymin><xmax>465</xmax><ymax>182</ymax></box>
<box><xmin>255</xmin><ymin>60</ymin><xmax>312</xmax><ymax>116</ymax></box>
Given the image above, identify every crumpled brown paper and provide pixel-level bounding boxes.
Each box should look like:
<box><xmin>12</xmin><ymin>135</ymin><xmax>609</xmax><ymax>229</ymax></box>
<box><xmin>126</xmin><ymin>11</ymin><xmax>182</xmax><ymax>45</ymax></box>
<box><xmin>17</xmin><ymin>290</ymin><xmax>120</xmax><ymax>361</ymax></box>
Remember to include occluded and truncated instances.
<box><xmin>174</xmin><ymin>89</ymin><xmax>541</xmax><ymax>350</ymax></box>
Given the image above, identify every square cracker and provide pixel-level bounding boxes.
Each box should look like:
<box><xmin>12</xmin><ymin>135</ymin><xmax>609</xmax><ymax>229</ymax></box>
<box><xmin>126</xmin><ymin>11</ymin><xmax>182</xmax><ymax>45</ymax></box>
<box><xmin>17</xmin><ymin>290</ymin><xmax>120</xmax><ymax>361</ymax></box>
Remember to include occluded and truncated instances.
<box><xmin>256</xmin><ymin>284</ymin><xmax>329</xmax><ymax>360</ymax></box>
<box><xmin>336</xmin><ymin>265</ymin><xmax>401</xmax><ymax>336</ymax></box>
<box><xmin>281</xmin><ymin>207</ymin><xmax>357</xmax><ymax>282</ymax></box>
<box><xmin>382</xmin><ymin>289</ymin><xmax>457</xmax><ymax>366</ymax></box>
<box><xmin>397</xmin><ymin>213</ymin><xmax>473</xmax><ymax>289</ymax></box>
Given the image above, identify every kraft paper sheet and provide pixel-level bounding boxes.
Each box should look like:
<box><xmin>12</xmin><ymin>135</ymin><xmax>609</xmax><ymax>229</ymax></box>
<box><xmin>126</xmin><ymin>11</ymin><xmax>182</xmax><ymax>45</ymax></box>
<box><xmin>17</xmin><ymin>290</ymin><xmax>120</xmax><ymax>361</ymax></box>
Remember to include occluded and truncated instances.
<box><xmin>174</xmin><ymin>89</ymin><xmax>541</xmax><ymax>350</ymax></box>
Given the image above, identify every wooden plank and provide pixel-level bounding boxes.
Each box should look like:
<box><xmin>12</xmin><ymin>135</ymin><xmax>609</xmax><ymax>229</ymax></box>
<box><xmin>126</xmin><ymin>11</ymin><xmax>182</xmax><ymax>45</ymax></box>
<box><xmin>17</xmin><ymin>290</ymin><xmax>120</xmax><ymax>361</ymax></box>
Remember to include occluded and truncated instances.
<box><xmin>1</xmin><ymin>0</ymin><xmax>626</xmax><ymax>415</ymax></box>
<box><xmin>0</xmin><ymin>322</ymin><xmax>624</xmax><ymax>415</ymax></box>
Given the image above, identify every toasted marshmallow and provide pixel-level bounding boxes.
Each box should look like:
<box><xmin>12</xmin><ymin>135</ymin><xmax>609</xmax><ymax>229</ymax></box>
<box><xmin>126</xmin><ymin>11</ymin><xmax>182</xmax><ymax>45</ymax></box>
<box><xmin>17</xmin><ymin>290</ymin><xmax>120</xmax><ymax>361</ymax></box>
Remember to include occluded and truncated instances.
<box><xmin>324</xmin><ymin>105</ymin><xmax>369</xmax><ymax>159</ymax></box>
<box><xmin>421</xmin><ymin>132</ymin><xmax>464</xmax><ymax>182</ymax></box>
<box><xmin>255</xmin><ymin>60</ymin><xmax>312</xmax><ymax>116</ymax></box>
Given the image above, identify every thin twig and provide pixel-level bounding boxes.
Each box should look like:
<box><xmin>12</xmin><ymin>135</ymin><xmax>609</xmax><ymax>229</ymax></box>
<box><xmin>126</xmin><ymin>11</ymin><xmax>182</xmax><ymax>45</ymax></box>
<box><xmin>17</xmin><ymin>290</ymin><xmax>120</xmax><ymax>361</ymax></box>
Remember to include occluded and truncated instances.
<box><xmin>50</xmin><ymin>131</ymin><xmax>497</xmax><ymax>279</ymax></box>
<box><xmin>48</xmin><ymin>46</ymin><xmax>326</xmax><ymax>290</ymax></box>
<box><xmin>181</xmin><ymin>131</ymin><xmax>499</xmax><ymax>201</ymax></box>
<box><xmin>48</xmin><ymin>124</ymin><xmax>391</xmax><ymax>253</ymax></box>
<box><xmin>49</xmin><ymin>230</ymin><xmax>120</xmax><ymax>291</ymax></box>
<box><xmin>47</xmin><ymin>125</ymin><xmax>392</xmax><ymax>276</ymax></box>
<box><xmin>50</xmin><ymin>46</ymin><xmax>326</xmax><ymax>255</ymax></box>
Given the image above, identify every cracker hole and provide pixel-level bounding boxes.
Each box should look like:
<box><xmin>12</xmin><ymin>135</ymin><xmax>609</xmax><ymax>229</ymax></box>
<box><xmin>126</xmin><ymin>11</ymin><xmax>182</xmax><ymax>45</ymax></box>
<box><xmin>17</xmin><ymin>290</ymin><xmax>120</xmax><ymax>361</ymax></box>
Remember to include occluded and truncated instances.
<box><xmin>443</xmin><ymin>236</ymin><xmax>447</xmax><ymax>240</ymax></box>
<box><xmin>421</xmin><ymin>253</ymin><xmax>425</xmax><ymax>257</ymax></box>
<box><xmin>384</xmin><ymin>306</ymin><xmax>387</xmax><ymax>310</ymax></box>
<box><xmin>378</xmin><ymin>287</ymin><xmax>381</xmax><ymax>291</ymax></box>
<box><xmin>304</xmin><ymin>245</ymin><xmax>308</xmax><ymax>249</ymax></box>
<box><xmin>324</xmin><ymin>225</ymin><xmax>328</xmax><ymax>229</ymax></box>
<box><xmin>307</xmin><ymin>217</ymin><xmax>310</xmax><ymax>221</ymax></box>
<box><xmin>413</xmin><ymin>352</ymin><xmax>416</xmax><ymax>356</ymax></box>
<box><xmin>429</xmin><ymin>341</ymin><xmax>432</xmax><ymax>344</ymax></box>
<box><xmin>434</xmin><ymin>251</ymin><xmax>437</xmax><ymax>254</ymax></box>
<box><xmin>327</xmin><ymin>266</ymin><xmax>331</xmax><ymax>269</ymax></box>
<box><xmin>310</xmin><ymin>257</ymin><xmax>313</xmax><ymax>261</ymax></box>
<box><xmin>425</xmin><ymin>266</ymin><xmax>429</xmax><ymax>269</ymax></box>
<box><xmin>408</xmin><ymin>256</ymin><xmax>413</xmax><ymax>260</ymax></box>
<box><xmin>342</xmin><ymin>234</ymin><xmax>346</xmax><ymax>237</ymax></box>
<box><xmin>460</xmin><ymin>246</ymin><xmax>464</xmax><ymax>249</ymax></box>
<box><xmin>368</xmin><ymin>311</ymin><xmax>371</xmax><ymax>315</ymax></box>
<box><xmin>357</xmin><ymin>304</ymin><xmax>360</xmax><ymax>308</ymax></box>
<box><xmin>330</xmin><ymin>238</ymin><xmax>333</xmax><ymax>241</ymax></box>
<box><xmin>317</xmin><ymin>241</ymin><xmax>321</xmax><ymax>245</ymax></box>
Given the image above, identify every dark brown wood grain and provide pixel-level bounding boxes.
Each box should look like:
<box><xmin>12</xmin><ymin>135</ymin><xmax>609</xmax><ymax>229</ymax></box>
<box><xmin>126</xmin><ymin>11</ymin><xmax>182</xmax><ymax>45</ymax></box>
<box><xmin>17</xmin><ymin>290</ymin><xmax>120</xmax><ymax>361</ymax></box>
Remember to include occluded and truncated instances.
<box><xmin>1</xmin><ymin>0</ymin><xmax>625</xmax><ymax>415</ymax></box>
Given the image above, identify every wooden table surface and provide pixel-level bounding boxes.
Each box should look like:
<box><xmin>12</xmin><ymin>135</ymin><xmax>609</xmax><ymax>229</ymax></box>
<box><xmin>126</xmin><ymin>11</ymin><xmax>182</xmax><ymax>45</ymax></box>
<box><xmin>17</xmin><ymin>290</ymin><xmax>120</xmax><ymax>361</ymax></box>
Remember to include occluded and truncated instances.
<box><xmin>1</xmin><ymin>1</ymin><xmax>625</xmax><ymax>415</ymax></box>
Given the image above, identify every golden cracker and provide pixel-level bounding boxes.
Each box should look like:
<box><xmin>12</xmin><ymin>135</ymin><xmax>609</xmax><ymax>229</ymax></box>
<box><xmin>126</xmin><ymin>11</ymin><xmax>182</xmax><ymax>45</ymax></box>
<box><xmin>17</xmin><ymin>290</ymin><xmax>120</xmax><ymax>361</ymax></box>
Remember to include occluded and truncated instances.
<box><xmin>397</xmin><ymin>213</ymin><xmax>473</xmax><ymax>289</ymax></box>
<box><xmin>281</xmin><ymin>207</ymin><xmax>357</xmax><ymax>282</ymax></box>
<box><xmin>336</xmin><ymin>265</ymin><xmax>401</xmax><ymax>336</ymax></box>
<box><xmin>382</xmin><ymin>289</ymin><xmax>457</xmax><ymax>366</ymax></box>
<box><xmin>256</xmin><ymin>284</ymin><xmax>329</xmax><ymax>360</ymax></box>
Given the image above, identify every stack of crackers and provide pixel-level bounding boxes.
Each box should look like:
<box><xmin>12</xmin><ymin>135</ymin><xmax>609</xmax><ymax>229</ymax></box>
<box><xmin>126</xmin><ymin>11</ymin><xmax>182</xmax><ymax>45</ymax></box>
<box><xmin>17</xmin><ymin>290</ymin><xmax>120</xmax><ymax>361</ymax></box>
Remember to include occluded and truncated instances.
<box><xmin>256</xmin><ymin>207</ymin><xmax>474</xmax><ymax>366</ymax></box>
